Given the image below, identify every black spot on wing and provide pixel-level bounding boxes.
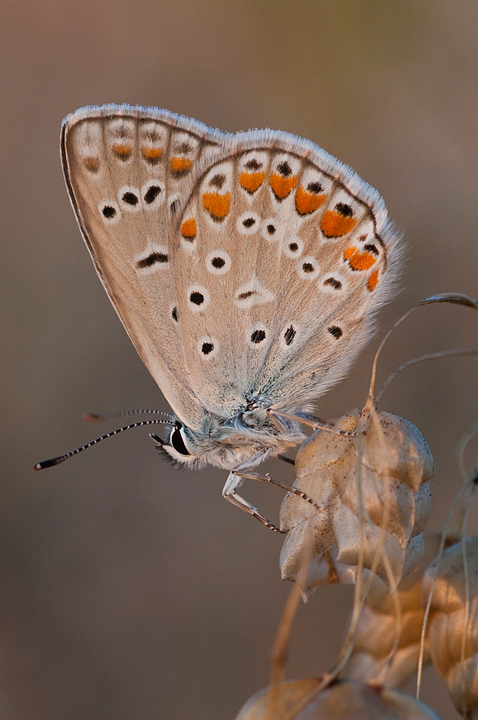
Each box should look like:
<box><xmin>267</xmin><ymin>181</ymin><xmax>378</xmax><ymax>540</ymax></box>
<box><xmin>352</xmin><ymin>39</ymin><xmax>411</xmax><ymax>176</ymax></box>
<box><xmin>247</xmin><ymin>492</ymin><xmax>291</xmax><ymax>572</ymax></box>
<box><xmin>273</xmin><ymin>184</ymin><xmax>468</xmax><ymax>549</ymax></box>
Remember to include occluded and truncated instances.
<box><xmin>238</xmin><ymin>290</ymin><xmax>255</xmax><ymax>300</ymax></box>
<box><xmin>144</xmin><ymin>185</ymin><xmax>162</xmax><ymax>204</ymax></box>
<box><xmin>284</xmin><ymin>326</ymin><xmax>296</xmax><ymax>345</ymax></box>
<box><xmin>307</xmin><ymin>181</ymin><xmax>323</xmax><ymax>193</ymax></box>
<box><xmin>122</xmin><ymin>191</ymin><xmax>139</xmax><ymax>206</ymax></box>
<box><xmin>364</xmin><ymin>243</ymin><xmax>379</xmax><ymax>256</ymax></box>
<box><xmin>190</xmin><ymin>291</ymin><xmax>204</xmax><ymax>306</ymax></box>
<box><xmin>201</xmin><ymin>342</ymin><xmax>214</xmax><ymax>355</ymax></box>
<box><xmin>102</xmin><ymin>205</ymin><xmax>117</xmax><ymax>219</ymax></box>
<box><xmin>335</xmin><ymin>202</ymin><xmax>353</xmax><ymax>217</ymax></box>
<box><xmin>245</xmin><ymin>158</ymin><xmax>262</xmax><ymax>170</ymax></box>
<box><xmin>251</xmin><ymin>329</ymin><xmax>266</xmax><ymax>344</ymax></box>
<box><xmin>324</xmin><ymin>277</ymin><xmax>342</xmax><ymax>290</ymax></box>
<box><xmin>209</xmin><ymin>173</ymin><xmax>226</xmax><ymax>189</ymax></box>
<box><xmin>277</xmin><ymin>161</ymin><xmax>292</xmax><ymax>177</ymax></box>
<box><xmin>136</xmin><ymin>252</ymin><xmax>168</xmax><ymax>269</ymax></box>
<box><xmin>328</xmin><ymin>326</ymin><xmax>343</xmax><ymax>339</ymax></box>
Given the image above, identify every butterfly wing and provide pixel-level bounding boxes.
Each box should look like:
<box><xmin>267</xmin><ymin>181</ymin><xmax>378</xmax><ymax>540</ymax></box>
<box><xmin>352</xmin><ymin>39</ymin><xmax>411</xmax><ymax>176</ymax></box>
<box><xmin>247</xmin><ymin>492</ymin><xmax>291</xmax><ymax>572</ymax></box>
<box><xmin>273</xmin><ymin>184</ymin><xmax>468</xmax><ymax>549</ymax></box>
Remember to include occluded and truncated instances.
<box><xmin>62</xmin><ymin>106</ymin><xmax>402</xmax><ymax>428</ymax></box>
<box><xmin>61</xmin><ymin>104</ymin><xmax>229</xmax><ymax>429</ymax></box>
<box><xmin>169</xmin><ymin>130</ymin><xmax>402</xmax><ymax>417</ymax></box>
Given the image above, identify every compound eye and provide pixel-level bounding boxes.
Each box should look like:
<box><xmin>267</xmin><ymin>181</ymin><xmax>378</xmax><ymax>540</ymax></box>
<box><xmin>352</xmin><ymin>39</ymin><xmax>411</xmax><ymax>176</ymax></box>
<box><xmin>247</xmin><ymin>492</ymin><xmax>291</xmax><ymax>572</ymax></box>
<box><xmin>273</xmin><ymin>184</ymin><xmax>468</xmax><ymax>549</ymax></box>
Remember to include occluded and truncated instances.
<box><xmin>170</xmin><ymin>424</ymin><xmax>190</xmax><ymax>456</ymax></box>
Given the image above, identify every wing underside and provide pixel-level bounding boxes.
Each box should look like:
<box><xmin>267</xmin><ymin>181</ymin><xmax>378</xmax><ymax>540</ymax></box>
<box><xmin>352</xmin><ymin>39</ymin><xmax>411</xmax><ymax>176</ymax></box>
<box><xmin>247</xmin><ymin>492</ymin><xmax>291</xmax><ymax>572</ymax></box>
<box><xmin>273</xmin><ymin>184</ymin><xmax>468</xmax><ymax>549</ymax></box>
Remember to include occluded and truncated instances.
<box><xmin>62</xmin><ymin>105</ymin><xmax>402</xmax><ymax>424</ymax></box>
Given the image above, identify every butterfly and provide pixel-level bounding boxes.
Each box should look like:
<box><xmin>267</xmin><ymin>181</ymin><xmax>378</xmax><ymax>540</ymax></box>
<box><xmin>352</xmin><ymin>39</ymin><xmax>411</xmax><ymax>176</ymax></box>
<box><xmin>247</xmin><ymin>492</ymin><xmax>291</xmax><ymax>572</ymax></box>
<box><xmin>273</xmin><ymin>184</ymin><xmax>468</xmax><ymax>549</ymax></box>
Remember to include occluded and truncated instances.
<box><xmin>50</xmin><ymin>104</ymin><xmax>402</xmax><ymax>529</ymax></box>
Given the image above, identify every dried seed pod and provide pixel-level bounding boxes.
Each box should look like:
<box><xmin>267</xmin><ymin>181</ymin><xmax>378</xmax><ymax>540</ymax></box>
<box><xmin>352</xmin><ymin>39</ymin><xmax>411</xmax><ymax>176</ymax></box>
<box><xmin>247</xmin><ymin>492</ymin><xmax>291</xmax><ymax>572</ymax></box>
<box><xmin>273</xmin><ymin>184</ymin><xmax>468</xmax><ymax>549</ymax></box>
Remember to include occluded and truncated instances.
<box><xmin>234</xmin><ymin>678</ymin><xmax>441</xmax><ymax>719</ymax></box>
<box><xmin>345</xmin><ymin>532</ymin><xmax>457</xmax><ymax>687</ymax></box>
<box><xmin>280</xmin><ymin>411</ymin><xmax>434</xmax><ymax>595</ymax></box>
<box><xmin>422</xmin><ymin>536</ymin><xmax>478</xmax><ymax>718</ymax></box>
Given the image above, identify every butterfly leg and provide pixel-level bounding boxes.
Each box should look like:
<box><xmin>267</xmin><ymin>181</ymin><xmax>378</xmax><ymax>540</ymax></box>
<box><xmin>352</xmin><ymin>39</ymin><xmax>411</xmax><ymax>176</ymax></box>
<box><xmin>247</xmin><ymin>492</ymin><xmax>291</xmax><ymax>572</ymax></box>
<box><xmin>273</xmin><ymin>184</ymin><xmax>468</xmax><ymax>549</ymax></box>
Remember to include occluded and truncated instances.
<box><xmin>268</xmin><ymin>409</ymin><xmax>356</xmax><ymax>438</ymax></box>
<box><xmin>222</xmin><ymin>471</ymin><xmax>285</xmax><ymax>533</ymax></box>
<box><xmin>222</xmin><ymin>470</ymin><xmax>322</xmax><ymax>532</ymax></box>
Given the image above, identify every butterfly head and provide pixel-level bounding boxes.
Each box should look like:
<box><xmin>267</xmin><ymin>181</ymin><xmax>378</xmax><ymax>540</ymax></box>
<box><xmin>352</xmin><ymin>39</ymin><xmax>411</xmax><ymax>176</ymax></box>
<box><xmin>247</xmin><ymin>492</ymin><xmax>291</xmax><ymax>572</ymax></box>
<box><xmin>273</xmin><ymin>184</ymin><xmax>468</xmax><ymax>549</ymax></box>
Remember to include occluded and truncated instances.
<box><xmin>153</xmin><ymin>411</ymin><xmax>305</xmax><ymax>471</ymax></box>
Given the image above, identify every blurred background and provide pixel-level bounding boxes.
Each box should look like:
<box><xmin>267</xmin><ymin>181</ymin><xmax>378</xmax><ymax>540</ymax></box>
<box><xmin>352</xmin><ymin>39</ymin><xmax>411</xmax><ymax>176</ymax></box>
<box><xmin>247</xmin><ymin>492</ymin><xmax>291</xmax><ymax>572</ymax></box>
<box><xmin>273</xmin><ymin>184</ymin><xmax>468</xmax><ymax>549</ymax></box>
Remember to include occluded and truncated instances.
<box><xmin>2</xmin><ymin>1</ymin><xmax>478</xmax><ymax>718</ymax></box>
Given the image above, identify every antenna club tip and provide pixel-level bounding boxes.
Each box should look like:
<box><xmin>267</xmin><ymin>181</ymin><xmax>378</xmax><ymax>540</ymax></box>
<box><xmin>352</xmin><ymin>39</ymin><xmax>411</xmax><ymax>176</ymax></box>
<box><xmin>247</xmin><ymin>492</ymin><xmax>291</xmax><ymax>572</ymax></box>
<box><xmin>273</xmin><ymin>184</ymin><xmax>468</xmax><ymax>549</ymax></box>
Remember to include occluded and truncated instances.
<box><xmin>34</xmin><ymin>457</ymin><xmax>64</xmax><ymax>470</ymax></box>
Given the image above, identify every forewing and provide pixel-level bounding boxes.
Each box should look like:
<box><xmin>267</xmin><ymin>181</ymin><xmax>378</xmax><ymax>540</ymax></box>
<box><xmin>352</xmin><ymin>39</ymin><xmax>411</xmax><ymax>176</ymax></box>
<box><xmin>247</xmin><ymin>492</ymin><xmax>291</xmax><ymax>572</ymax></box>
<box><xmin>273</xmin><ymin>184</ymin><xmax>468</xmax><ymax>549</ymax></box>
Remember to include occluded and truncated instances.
<box><xmin>170</xmin><ymin>130</ymin><xmax>402</xmax><ymax>416</ymax></box>
<box><xmin>61</xmin><ymin>104</ymin><xmax>227</xmax><ymax>428</ymax></box>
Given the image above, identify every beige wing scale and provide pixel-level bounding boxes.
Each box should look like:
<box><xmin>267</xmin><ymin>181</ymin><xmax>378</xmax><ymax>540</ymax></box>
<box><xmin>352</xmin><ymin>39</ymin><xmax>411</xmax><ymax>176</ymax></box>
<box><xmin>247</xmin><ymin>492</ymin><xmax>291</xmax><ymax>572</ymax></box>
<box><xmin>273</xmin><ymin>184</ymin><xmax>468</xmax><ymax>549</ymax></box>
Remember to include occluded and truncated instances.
<box><xmin>61</xmin><ymin>105</ymin><xmax>227</xmax><ymax>429</ymax></box>
<box><xmin>171</xmin><ymin>132</ymin><xmax>402</xmax><ymax>417</ymax></box>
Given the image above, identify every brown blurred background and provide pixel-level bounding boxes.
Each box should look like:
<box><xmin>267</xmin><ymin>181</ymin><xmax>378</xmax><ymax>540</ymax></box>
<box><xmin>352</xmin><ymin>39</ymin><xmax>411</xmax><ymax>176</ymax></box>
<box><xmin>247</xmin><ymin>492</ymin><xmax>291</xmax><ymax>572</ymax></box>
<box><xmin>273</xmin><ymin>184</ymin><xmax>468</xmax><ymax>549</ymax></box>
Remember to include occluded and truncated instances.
<box><xmin>2</xmin><ymin>1</ymin><xmax>478</xmax><ymax>718</ymax></box>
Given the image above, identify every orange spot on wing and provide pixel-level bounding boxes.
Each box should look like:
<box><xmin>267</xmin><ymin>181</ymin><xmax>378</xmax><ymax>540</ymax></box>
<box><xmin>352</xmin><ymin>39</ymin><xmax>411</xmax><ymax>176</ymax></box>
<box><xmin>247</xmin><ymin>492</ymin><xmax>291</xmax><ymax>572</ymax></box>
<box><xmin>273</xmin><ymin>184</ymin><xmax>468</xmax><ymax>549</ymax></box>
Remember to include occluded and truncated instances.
<box><xmin>84</xmin><ymin>157</ymin><xmax>100</xmax><ymax>172</ymax></box>
<box><xmin>170</xmin><ymin>157</ymin><xmax>193</xmax><ymax>174</ymax></box>
<box><xmin>344</xmin><ymin>246</ymin><xmax>377</xmax><ymax>271</ymax></box>
<box><xmin>367</xmin><ymin>270</ymin><xmax>379</xmax><ymax>291</ymax></box>
<box><xmin>181</xmin><ymin>217</ymin><xmax>197</xmax><ymax>239</ymax></box>
<box><xmin>112</xmin><ymin>143</ymin><xmax>132</xmax><ymax>159</ymax></box>
<box><xmin>295</xmin><ymin>186</ymin><xmax>326</xmax><ymax>215</ymax></box>
<box><xmin>239</xmin><ymin>171</ymin><xmax>265</xmax><ymax>194</ymax></box>
<box><xmin>321</xmin><ymin>210</ymin><xmax>356</xmax><ymax>238</ymax></box>
<box><xmin>270</xmin><ymin>173</ymin><xmax>298</xmax><ymax>200</ymax></box>
<box><xmin>141</xmin><ymin>146</ymin><xmax>163</xmax><ymax>161</ymax></box>
<box><xmin>202</xmin><ymin>191</ymin><xmax>231</xmax><ymax>220</ymax></box>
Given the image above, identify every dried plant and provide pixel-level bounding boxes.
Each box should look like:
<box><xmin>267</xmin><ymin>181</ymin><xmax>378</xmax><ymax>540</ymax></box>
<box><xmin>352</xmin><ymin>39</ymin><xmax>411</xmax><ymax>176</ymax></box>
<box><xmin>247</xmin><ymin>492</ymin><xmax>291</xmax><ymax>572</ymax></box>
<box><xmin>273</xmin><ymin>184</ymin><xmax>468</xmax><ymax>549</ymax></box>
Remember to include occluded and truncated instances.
<box><xmin>234</xmin><ymin>294</ymin><xmax>478</xmax><ymax>719</ymax></box>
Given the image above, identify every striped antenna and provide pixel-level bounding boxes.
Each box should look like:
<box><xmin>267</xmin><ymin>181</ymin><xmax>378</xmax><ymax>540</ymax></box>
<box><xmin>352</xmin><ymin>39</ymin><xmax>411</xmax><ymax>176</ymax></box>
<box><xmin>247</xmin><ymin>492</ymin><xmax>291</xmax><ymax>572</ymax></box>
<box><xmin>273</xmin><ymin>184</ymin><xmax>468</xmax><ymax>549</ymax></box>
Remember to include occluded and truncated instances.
<box><xmin>83</xmin><ymin>409</ymin><xmax>175</xmax><ymax>422</ymax></box>
<box><xmin>34</xmin><ymin>419</ymin><xmax>171</xmax><ymax>470</ymax></box>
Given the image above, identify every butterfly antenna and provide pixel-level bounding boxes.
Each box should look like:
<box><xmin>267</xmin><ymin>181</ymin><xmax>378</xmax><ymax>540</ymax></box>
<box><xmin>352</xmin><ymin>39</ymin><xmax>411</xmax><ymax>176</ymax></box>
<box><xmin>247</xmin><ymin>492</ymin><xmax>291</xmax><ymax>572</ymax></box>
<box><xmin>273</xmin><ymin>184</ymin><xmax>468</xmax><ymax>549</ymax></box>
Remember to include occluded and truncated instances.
<box><xmin>34</xmin><ymin>419</ymin><xmax>171</xmax><ymax>471</ymax></box>
<box><xmin>83</xmin><ymin>409</ymin><xmax>175</xmax><ymax>422</ymax></box>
